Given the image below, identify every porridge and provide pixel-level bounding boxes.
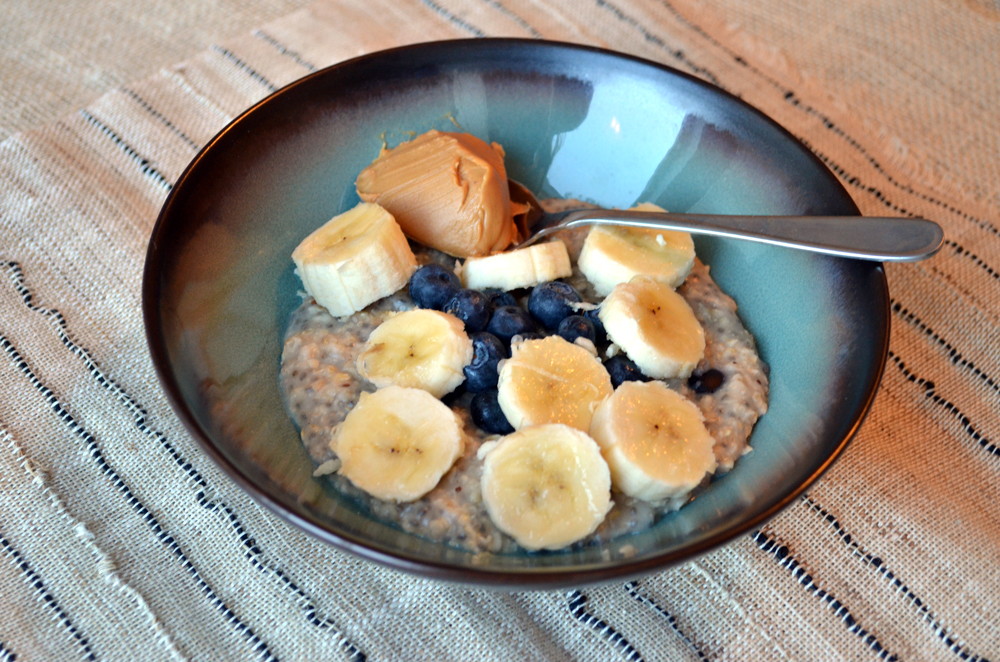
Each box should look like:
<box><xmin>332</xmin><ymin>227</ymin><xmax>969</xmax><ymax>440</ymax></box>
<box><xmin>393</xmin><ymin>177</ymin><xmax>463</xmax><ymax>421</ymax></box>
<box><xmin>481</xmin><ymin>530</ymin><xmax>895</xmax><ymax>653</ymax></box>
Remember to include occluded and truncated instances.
<box><xmin>279</xmin><ymin>129</ymin><xmax>768</xmax><ymax>553</ymax></box>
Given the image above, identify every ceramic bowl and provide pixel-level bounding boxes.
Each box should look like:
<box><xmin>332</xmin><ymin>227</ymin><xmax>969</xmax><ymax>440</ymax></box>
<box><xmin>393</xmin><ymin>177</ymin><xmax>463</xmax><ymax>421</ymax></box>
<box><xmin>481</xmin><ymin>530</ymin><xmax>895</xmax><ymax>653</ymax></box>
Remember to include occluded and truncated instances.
<box><xmin>143</xmin><ymin>39</ymin><xmax>888</xmax><ymax>589</ymax></box>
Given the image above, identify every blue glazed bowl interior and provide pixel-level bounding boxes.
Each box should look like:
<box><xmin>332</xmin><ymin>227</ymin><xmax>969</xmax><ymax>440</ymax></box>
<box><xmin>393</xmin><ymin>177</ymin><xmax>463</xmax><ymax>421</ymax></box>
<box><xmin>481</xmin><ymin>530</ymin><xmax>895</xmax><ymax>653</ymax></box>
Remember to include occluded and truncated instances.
<box><xmin>145</xmin><ymin>40</ymin><xmax>887</xmax><ymax>587</ymax></box>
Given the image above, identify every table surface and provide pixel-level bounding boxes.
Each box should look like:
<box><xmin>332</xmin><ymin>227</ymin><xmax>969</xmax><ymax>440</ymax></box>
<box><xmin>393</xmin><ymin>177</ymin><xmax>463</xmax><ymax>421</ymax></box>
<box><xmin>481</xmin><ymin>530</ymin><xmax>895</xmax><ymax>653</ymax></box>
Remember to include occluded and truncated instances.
<box><xmin>1</xmin><ymin>0</ymin><xmax>998</xmax><ymax>660</ymax></box>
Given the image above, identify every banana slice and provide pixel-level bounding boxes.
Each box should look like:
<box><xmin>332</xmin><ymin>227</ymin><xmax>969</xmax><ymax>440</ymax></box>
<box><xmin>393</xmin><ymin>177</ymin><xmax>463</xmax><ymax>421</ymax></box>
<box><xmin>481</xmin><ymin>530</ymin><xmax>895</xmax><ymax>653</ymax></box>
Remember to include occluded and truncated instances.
<box><xmin>497</xmin><ymin>335</ymin><xmax>613</xmax><ymax>432</ymax></box>
<box><xmin>292</xmin><ymin>202</ymin><xmax>417</xmax><ymax>317</ymax></box>
<box><xmin>456</xmin><ymin>240</ymin><xmax>571</xmax><ymax>291</ymax></box>
<box><xmin>479</xmin><ymin>424</ymin><xmax>612</xmax><ymax>550</ymax></box>
<box><xmin>577</xmin><ymin>202</ymin><xmax>695</xmax><ymax>296</ymax></box>
<box><xmin>332</xmin><ymin>386</ymin><xmax>464</xmax><ymax>502</ymax></box>
<box><xmin>357</xmin><ymin>309</ymin><xmax>473</xmax><ymax>397</ymax></box>
<box><xmin>590</xmin><ymin>381</ymin><xmax>716</xmax><ymax>502</ymax></box>
<box><xmin>599</xmin><ymin>276</ymin><xmax>705</xmax><ymax>379</ymax></box>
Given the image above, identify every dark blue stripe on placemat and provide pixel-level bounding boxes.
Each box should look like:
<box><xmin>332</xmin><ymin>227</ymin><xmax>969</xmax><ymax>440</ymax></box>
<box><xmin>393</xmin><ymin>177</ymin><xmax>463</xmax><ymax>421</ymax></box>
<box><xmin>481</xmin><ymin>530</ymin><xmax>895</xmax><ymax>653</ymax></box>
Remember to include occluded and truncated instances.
<box><xmin>942</xmin><ymin>240</ymin><xmax>1000</xmax><ymax>283</ymax></box>
<box><xmin>122</xmin><ymin>89</ymin><xmax>201</xmax><ymax>151</ymax></box>
<box><xmin>795</xmin><ymin>136</ymin><xmax>914</xmax><ymax>216</ymax></box>
<box><xmin>0</xmin><ymin>531</ymin><xmax>97</xmax><ymax>661</ymax></box>
<box><xmin>212</xmin><ymin>45</ymin><xmax>279</xmax><ymax>93</ymax></box>
<box><xmin>892</xmin><ymin>300</ymin><xmax>1000</xmax><ymax>397</ymax></box>
<box><xmin>568</xmin><ymin>591</ymin><xmax>645</xmax><ymax>662</ymax></box>
<box><xmin>889</xmin><ymin>351</ymin><xmax>999</xmax><ymax>459</ymax></box>
<box><xmin>477</xmin><ymin>0</ymin><xmax>542</xmax><ymax>37</ymax></box>
<box><xmin>624</xmin><ymin>581</ymin><xmax>709</xmax><ymax>660</ymax></box>
<box><xmin>419</xmin><ymin>0</ymin><xmax>486</xmax><ymax>37</ymax></box>
<box><xmin>752</xmin><ymin>530</ymin><xmax>899</xmax><ymax>661</ymax></box>
<box><xmin>251</xmin><ymin>30</ymin><xmax>317</xmax><ymax>71</ymax></box>
<box><xmin>78</xmin><ymin>110</ymin><xmax>172</xmax><ymax>190</ymax></box>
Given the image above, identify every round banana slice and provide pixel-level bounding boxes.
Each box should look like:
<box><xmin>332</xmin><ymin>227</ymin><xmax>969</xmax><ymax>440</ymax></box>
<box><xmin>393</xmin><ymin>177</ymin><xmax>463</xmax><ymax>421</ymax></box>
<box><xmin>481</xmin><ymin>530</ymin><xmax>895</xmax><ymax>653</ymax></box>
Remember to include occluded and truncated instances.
<box><xmin>497</xmin><ymin>335</ymin><xmax>613</xmax><ymax>432</ymax></box>
<box><xmin>292</xmin><ymin>202</ymin><xmax>417</xmax><ymax>317</ymax></box>
<box><xmin>357</xmin><ymin>309</ymin><xmax>473</xmax><ymax>398</ymax></box>
<box><xmin>590</xmin><ymin>381</ymin><xmax>716</xmax><ymax>503</ymax></box>
<box><xmin>479</xmin><ymin>424</ymin><xmax>612</xmax><ymax>550</ymax></box>
<box><xmin>332</xmin><ymin>386</ymin><xmax>465</xmax><ymax>502</ymax></box>
<box><xmin>456</xmin><ymin>240</ymin><xmax>571</xmax><ymax>291</ymax></box>
<box><xmin>578</xmin><ymin>203</ymin><xmax>695</xmax><ymax>296</ymax></box>
<box><xmin>599</xmin><ymin>275</ymin><xmax>705</xmax><ymax>379</ymax></box>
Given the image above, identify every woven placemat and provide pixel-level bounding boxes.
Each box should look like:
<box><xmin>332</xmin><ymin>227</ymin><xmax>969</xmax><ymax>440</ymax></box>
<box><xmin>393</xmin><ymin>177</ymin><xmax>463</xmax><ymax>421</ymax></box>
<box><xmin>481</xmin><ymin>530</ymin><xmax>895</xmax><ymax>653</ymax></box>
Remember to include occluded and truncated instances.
<box><xmin>1</xmin><ymin>0</ymin><xmax>997</xmax><ymax>659</ymax></box>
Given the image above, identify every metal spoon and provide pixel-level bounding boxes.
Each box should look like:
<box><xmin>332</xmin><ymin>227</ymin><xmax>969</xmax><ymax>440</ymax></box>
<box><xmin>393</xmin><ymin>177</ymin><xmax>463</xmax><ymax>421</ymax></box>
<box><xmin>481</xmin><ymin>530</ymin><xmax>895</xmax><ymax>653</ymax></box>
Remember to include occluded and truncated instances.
<box><xmin>508</xmin><ymin>180</ymin><xmax>943</xmax><ymax>262</ymax></box>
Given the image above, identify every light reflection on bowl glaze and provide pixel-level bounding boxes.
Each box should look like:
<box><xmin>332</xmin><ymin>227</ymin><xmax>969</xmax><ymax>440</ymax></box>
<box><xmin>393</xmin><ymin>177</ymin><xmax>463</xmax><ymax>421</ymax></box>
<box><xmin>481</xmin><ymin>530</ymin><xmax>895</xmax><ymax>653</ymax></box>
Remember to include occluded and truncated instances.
<box><xmin>143</xmin><ymin>39</ymin><xmax>888</xmax><ymax>589</ymax></box>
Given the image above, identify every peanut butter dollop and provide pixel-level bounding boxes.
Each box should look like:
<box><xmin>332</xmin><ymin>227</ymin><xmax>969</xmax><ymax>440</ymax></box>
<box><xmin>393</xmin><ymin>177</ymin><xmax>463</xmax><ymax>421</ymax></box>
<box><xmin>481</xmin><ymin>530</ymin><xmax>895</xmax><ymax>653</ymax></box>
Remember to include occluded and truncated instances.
<box><xmin>355</xmin><ymin>130</ymin><xmax>520</xmax><ymax>258</ymax></box>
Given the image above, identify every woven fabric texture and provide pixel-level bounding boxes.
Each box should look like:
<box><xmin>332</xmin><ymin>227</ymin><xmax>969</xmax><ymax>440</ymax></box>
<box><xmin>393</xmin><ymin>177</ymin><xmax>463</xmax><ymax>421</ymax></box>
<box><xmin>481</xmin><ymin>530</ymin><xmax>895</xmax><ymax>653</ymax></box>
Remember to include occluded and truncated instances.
<box><xmin>1</xmin><ymin>0</ymin><xmax>998</xmax><ymax>660</ymax></box>
<box><xmin>0</xmin><ymin>0</ymin><xmax>315</xmax><ymax>141</ymax></box>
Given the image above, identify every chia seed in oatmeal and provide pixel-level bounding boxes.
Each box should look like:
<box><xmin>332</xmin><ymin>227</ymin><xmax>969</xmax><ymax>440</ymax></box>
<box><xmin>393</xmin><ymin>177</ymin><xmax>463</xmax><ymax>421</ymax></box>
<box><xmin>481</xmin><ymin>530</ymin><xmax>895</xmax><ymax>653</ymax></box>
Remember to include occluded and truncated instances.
<box><xmin>280</xmin><ymin>202</ymin><xmax>769</xmax><ymax>554</ymax></box>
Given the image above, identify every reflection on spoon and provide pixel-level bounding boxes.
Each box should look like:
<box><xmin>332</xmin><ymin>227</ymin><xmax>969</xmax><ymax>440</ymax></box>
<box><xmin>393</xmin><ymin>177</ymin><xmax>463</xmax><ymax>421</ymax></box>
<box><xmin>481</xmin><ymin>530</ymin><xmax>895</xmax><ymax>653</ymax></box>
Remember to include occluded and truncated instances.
<box><xmin>508</xmin><ymin>179</ymin><xmax>944</xmax><ymax>262</ymax></box>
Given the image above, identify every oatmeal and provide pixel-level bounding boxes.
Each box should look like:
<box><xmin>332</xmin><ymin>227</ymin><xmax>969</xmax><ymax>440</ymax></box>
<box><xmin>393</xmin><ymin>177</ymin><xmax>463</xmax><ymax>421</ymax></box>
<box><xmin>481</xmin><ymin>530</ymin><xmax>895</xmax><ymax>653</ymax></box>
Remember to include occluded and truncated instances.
<box><xmin>280</xmin><ymin>216</ymin><xmax>769</xmax><ymax>553</ymax></box>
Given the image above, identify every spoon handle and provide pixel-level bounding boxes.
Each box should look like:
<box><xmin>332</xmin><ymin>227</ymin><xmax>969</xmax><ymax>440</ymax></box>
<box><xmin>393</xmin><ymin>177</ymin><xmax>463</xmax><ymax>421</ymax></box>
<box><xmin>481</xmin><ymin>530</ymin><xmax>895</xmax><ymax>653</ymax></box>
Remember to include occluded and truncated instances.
<box><xmin>523</xmin><ymin>210</ymin><xmax>944</xmax><ymax>262</ymax></box>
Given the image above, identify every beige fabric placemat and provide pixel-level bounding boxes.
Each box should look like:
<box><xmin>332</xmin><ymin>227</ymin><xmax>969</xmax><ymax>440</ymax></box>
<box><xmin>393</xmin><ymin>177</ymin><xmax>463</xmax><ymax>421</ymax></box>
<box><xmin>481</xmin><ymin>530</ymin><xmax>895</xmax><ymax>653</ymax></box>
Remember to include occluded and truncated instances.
<box><xmin>1</xmin><ymin>0</ymin><xmax>998</xmax><ymax>660</ymax></box>
<box><xmin>0</xmin><ymin>0</ymin><xmax>315</xmax><ymax>142</ymax></box>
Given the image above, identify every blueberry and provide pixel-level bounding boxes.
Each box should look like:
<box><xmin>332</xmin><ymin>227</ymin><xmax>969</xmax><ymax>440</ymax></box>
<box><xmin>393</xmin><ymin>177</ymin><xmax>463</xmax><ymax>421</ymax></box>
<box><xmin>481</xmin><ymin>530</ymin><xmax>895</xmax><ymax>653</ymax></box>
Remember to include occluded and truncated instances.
<box><xmin>688</xmin><ymin>368</ymin><xmax>725</xmax><ymax>394</ymax></box>
<box><xmin>583</xmin><ymin>307</ymin><xmax>607</xmax><ymax>343</ymax></box>
<box><xmin>483</xmin><ymin>288</ymin><xmax>517</xmax><ymax>309</ymax></box>
<box><xmin>528</xmin><ymin>281</ymin><xmax>583</xmax><ymax>329</ymax></box>
<box><xmin>604</xmin><ymin>355</ymin><xmax>650</xmax><ymax>389</ymax></box>
<box><xmin>463</xmin><ymin>332</ymin><xmax>507</xmax><ymax>392</ymax></box>
<box><xmin>440</xmin><ymin>384</ymin><xmax>466</xmax><ymax>408</ymax></box>
<box><xmin>470</xmin><ymin>389</ymin><xmax>514</xmax><ymax>434</ymax></box>
<box><xmin>557</xmin><ymin>315</ymin><xmax>596</xmax><ymax>344</ymax></box>
<box><xmin>513</xmin><ymin>332</ymin><xmax>546</xmax><ymax>342</ymax></box>
<box><xmin>408</xmin><ymin>264</ymin><xmax>461</xmax><ymax>310</ymax></box>
<box><xmin>444</xmin><ymin>289</ymin><xmax>491</xmax><ymax>333</ymax></box>
<box><xmin>486</xmin><ymin>305</ymin><xmax>537</xmax><ymax>344</ymax></box>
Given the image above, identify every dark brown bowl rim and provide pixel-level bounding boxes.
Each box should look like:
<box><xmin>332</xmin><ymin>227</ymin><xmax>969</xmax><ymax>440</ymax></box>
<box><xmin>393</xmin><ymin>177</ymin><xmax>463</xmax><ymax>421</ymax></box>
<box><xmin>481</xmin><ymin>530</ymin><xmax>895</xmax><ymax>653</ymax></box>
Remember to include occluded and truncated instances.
<box><xmin>142</xmin><ymin>37</ymin><xmax>889</xmax><ymax>589</ymax></box>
